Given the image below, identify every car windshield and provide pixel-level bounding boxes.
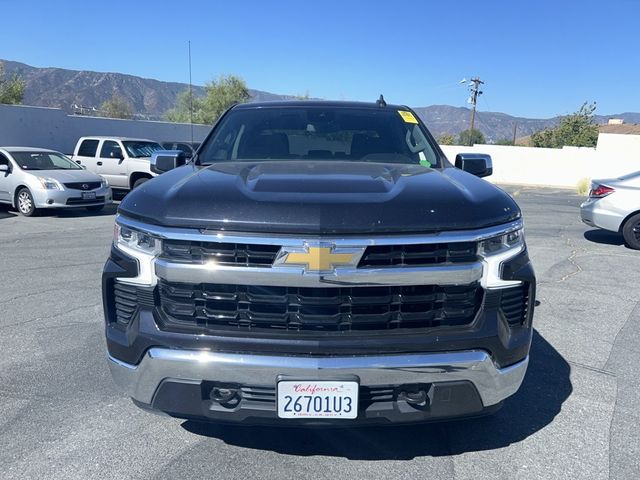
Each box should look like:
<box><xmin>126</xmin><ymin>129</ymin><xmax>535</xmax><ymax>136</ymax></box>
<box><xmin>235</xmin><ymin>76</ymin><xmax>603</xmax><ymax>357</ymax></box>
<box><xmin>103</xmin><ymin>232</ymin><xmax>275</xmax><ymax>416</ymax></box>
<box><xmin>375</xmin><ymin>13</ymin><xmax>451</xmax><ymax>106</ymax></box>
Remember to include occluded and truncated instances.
<box><xmin>198</xmin><ymin>106</ymin><xmax>441</xmax><ymax>167</ymax></box>
<box><xmin>12</xmin><ymin>152</ymin><xmax>82</xmax><ymax>170</ymax></box>
<box><xmin>122</xmin><ymin>141</ymin><xmax>163</xmax><ymax>158</ymax></box>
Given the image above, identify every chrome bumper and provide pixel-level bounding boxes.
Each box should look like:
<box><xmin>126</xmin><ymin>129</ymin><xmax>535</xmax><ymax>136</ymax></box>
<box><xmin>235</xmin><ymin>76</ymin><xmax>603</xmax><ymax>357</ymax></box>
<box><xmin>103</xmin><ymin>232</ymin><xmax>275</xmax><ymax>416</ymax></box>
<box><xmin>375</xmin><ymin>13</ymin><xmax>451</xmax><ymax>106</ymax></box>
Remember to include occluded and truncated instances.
<box><xmin>108</xmin><ymin>348</ymin><xmax>528</xmax><ymax>407</ymax></box>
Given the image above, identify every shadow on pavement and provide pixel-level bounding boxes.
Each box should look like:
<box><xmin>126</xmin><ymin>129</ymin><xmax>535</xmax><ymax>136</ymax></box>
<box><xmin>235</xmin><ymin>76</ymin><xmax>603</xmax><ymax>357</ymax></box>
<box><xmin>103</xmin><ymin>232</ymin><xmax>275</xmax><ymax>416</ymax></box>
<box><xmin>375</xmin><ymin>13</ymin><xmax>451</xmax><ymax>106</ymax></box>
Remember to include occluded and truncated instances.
<box><xmin>182</xmin><ymin>330</ymin><xmax>571</xmax><ymax>459</ymax></box>
<box><xmin>0</xmin><ymin>203</ymin><xmax>16</xmax><ymax>219</ymax></box>
<box><xmin>583</xmin><ymin>229</ymin><xmax>625</xmax><ymax>246</ymax></box>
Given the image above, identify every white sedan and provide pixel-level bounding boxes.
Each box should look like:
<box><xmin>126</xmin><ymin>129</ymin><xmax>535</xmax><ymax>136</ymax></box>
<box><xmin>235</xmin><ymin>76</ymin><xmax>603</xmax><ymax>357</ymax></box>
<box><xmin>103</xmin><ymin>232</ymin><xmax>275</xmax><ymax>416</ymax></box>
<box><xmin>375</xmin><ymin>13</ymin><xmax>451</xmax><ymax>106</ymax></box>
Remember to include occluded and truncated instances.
<box><xmin>580</xmin><ymin>171</ymin><xmax>640</xmax><ymax>249</ymax></box>
<box><xmin>0</xmin><ymin>147</ymin><xmax>112</xmax><ymax>216</ymax></box>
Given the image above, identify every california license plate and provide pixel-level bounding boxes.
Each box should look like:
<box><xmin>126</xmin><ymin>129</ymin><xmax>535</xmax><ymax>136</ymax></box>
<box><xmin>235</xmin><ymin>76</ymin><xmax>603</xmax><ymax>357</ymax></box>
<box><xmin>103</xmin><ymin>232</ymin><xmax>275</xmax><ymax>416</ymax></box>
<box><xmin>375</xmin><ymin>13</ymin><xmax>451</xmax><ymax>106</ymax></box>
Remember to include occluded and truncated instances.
<box><xmin>82</xmin><ymin>191</ymin><xmax>96</xmax><ymax>200</ymax></box>
<box><xmin>277</xmin><ymin>380</ymin><xmax>359</xmax><ymax>419</ymax></box>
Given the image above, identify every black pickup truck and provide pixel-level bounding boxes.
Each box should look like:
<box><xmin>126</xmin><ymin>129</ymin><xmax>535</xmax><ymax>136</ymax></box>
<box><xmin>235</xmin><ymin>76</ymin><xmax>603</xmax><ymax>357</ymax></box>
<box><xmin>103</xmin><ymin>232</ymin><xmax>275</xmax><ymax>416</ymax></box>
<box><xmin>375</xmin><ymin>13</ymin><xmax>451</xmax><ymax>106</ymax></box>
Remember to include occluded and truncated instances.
<box><xmin>103</xmin><ymin>100</ymin><xmax>535</xmax><ymax>425</ymax></box>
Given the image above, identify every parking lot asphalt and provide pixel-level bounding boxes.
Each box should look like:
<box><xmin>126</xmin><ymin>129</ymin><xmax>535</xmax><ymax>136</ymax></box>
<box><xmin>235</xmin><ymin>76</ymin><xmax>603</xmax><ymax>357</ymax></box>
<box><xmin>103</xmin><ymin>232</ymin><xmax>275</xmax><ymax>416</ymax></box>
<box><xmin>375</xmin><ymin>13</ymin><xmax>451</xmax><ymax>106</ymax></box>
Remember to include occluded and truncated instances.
<box><xmin>0</xmin><ymin>186</ymin><xmax>639</xmax><ymax>480</ymax></box>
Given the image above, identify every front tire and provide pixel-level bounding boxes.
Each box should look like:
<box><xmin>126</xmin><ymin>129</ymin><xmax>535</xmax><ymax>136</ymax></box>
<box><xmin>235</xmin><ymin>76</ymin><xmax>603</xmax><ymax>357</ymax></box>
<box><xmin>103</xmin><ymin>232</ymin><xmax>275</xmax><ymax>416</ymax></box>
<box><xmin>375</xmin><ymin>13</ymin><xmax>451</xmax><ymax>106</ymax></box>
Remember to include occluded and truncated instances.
<box><xmin>132</xmin><ymin>177</ymin><xmax>150</xmax><ymax>189</ymax></box>
<box><xmin>16</xmin><ymin>188</ymin><xmax>37</xmax><ymax>217</ymax></box>
<box><xmin>622</xmin><ymin>213</ymin><xmax>640</xmax><ymax>250</ymax></box>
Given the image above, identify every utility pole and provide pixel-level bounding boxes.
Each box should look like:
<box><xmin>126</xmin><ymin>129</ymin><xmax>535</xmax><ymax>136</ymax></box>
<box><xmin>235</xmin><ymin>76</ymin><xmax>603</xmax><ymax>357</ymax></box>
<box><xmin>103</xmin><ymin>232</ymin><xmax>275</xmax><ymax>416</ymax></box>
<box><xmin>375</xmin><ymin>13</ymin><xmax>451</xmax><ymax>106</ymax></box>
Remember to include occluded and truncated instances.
<box><xmin>188</xmin><ymin>40</ymin><xmax>194</xmax><ymax>144</ymax></box>
<box><xmin>467</xmin><ymin>77</ymin><xmax>484</xmax><ymax>145</ymax></box>
<box><xmin>512</xmin><ymin>122</ymin><xmax>518</xmax><ymax>145</ymax></box>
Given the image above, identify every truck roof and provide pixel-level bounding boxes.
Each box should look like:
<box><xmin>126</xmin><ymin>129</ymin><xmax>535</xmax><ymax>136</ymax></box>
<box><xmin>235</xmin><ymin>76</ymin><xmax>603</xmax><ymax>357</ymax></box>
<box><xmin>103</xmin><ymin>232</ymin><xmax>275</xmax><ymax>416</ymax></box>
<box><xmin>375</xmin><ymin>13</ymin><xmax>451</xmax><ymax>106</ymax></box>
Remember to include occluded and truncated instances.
<box><xmin>233</xmin><ymin>100</ymin><xmax>410</xmax><ymax>110</ymax></box>
<box><xmin>77</xmin><ymin>136</ymin><xmax>157</xmax><ymax>142</ymax></box>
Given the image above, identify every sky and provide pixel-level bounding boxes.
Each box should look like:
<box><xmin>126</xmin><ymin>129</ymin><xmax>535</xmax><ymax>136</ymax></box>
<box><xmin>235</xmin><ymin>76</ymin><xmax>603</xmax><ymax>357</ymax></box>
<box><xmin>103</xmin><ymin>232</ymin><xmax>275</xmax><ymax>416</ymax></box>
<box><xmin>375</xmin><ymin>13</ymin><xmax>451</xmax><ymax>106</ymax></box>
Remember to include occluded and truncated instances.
<box><xmin>1</xmin><ymin>0</ymin><xmax>639</xmax><ymax>118</ymax></box>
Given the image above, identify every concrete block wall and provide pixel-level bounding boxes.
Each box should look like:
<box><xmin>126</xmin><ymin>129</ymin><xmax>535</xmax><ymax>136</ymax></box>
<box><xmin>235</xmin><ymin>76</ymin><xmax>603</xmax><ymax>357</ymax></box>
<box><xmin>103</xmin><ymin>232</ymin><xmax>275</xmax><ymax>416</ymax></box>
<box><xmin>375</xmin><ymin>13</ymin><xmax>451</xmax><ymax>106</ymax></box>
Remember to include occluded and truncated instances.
<box><xmin>0</xmin><ymin>104</ymin><xmax>210</xmax><ymax>154</ymax></box>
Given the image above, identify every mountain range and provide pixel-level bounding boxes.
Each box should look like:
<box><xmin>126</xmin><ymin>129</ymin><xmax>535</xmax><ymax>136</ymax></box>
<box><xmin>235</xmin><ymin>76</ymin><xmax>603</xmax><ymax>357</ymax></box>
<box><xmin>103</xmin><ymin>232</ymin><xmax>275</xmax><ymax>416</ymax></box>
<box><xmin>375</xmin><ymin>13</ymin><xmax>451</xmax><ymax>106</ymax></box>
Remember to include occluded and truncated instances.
<box><xmin>3</xmin><ymin>59</ymin><xmax>640</xmax><ymax>142</ymax></box>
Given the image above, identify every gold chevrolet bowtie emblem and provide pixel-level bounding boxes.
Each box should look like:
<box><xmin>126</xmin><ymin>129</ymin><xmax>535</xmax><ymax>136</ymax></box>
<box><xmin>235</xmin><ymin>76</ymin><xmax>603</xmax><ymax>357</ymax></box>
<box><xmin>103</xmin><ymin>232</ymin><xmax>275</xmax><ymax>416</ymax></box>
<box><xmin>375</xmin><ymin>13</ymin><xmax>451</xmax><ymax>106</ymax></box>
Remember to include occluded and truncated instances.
<box><xmin>283</xmin><ymin>247</ymin><xmax>356</xmax><ymax>272</ymax></box>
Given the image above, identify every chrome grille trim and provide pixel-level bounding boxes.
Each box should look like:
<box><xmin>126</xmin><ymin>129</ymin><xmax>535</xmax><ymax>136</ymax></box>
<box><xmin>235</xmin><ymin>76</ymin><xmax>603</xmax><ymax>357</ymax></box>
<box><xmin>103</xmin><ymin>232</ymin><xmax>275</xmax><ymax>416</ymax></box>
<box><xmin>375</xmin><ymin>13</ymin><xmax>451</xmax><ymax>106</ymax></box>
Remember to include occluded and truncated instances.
<box><xmin>116</xmin><ymin>215</ymin><xmax>522</xmax><ymax>246</ymax></box>
<box><xmin>154</xmin><ymin>259</ymin><xmax>483</xmax><ymax>287</ymax></box>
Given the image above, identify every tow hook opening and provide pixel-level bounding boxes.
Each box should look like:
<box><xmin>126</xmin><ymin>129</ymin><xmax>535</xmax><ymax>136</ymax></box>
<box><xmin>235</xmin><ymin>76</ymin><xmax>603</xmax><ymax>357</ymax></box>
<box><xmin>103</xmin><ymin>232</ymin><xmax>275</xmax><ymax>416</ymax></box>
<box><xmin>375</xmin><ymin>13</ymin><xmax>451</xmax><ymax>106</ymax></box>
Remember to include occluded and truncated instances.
<box><xmin>209</xmin><ymin>384</ymin><xmax>241</xmax><ymax>408</ymax></box>
<box><xmin>396</xmin><ymin>383</ymin><xmax>433</xmax><ymax>410</ymax></box>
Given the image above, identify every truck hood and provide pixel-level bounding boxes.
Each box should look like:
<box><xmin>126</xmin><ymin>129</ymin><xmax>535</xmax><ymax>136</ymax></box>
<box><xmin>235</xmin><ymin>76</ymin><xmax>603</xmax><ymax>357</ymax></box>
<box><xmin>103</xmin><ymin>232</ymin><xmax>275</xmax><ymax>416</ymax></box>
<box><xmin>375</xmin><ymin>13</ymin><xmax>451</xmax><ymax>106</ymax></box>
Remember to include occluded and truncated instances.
<box><xmin>118</xmin><ymin>161</ymin><xmax>520</xmax><ymax>234</ymax></box>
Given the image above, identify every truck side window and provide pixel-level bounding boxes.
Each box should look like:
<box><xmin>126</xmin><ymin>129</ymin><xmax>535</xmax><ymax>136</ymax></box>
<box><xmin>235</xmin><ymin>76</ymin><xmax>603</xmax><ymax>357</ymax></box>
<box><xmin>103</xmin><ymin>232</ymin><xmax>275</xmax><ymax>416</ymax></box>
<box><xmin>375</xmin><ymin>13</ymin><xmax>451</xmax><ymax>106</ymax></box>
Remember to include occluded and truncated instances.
<box><xmin>100</xmin><ymin>141</ymin><xmax>123</xmax><ymax>158</ymax></box>
<box><xmin>78</xmin><ymin>139</ymin><xmax>99</xmax><ymax>157</ymax></box>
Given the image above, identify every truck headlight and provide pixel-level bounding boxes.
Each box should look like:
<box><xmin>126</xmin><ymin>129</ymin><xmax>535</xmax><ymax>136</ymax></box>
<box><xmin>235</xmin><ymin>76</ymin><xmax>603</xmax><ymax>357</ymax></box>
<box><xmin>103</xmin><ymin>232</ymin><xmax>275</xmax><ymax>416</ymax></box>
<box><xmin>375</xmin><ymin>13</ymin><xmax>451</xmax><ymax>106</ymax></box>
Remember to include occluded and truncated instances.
<box><xmin>114</xmin><ymin>224</ymin><xmax>161</xmax><ymax>255</ymax></box>
<box><xmin>479</xmin><ymin>227</ymin><xmax>525</xmax><ymax>288</ymax></box>
<box><xmin>113</xmin><ymin>223</ymin><xmax>160</xmax><ymax>285</ymax></box>
<box><xmin>37</xmin><ymin>177</ymin><xmax>63</xmax><ymax>190</ymax></box>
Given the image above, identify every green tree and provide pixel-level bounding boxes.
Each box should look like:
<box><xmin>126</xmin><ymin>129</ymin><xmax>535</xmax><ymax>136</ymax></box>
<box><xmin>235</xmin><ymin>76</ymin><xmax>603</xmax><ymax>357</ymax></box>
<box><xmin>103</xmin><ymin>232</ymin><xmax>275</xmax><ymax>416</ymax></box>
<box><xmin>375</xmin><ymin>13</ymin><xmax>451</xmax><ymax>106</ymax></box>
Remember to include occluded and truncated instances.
<box><xmin>458</xmin><ymin>129</ymin><xmax>485</xmax><ymax>146</ymax></box>
<box><xmin>294</xmin><ymin>90</ymin><xmax>310</xmax><ymax>100</ymax></box>
<box><xmin>437</xmin><ymin>133</ymin><xmax>455</xmax><ymax>145</ymax></box>
<box><xmin>496</xmin><ymin>138</ymin><xmax>514</xmax><ymax>145</ymax></box>
<box><xmin>0</xmin><ymin>62</ymin><xmax>25</xmax><ymax>104</ymax></box>
<box><xmin>100</xmin><ymin>93</ymin><xmax>133</xmax><ymax>119</ymax></box>
<box><xmin>166</xmin><ymin>74</ymin><xmax>250</xmax><ymax>124</ymax></box>
<box><xmin>531</xmin><ymin>102</ymin><xmax>599</xmax><ymax>148</ymax></box>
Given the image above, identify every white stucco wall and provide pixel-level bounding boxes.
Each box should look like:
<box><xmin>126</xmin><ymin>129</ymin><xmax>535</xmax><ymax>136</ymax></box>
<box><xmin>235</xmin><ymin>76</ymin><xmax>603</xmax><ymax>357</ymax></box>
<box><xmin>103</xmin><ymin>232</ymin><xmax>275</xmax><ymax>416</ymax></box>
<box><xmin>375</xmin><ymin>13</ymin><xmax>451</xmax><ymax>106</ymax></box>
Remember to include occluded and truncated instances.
<box><xmin>441</xmin><ymin>133</ymin><xmax>640</xmax><ymax>188</ymax></box>
<box><xmin>0</xmin><ymin>104</ymin><xmax>210</xmax><ymax>154</ymax></box>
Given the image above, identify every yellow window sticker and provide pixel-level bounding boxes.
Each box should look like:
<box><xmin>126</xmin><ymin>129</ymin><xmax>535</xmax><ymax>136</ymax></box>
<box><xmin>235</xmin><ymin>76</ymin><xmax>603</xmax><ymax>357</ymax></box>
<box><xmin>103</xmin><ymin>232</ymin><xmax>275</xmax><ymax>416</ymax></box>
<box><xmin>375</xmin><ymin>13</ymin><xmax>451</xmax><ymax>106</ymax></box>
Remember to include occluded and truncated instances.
<box><xmin>398</xmin><ymin>110</ymin><xmax>418</xmax><ymax>124</ymax></box>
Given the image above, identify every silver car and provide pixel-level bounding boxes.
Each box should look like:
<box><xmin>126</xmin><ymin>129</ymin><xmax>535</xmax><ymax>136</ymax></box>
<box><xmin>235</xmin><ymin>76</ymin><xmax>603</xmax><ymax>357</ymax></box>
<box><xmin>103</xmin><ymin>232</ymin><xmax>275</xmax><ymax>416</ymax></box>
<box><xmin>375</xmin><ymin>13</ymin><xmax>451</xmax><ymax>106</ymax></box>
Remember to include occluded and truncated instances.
<box><xmin>580</xmin><ymin>171</ymin><xmax>640</xmax><ymax>249</ymax></box>
<box><xmin>0</xmin><ymin>147</ymin><xmax>112</xmax><ymax>216</ymax></box>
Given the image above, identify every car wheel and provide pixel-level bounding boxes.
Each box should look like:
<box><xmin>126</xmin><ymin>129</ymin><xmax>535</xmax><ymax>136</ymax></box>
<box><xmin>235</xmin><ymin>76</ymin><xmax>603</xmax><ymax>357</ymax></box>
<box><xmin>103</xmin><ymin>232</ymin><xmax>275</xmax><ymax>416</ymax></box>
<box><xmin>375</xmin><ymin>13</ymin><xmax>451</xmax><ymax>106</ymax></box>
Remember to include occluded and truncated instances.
<box><xmin>622</xmin><ymin>213</ymin><xmax>640</xmax><ymax>250</ymax></box>
<box><xmin>133</xmin><ymin>177</ymin><xmax>150</xmax><ymax>189</ymax></box>
<box><xmin>86</xmin><ymin>205</ymin><xmax>105</xmax><ymax>212</ymax></box>
<box><xmin>16</xmin><ymin>188</ymin><xmax>37</xmax><ymax>217</ymax></box>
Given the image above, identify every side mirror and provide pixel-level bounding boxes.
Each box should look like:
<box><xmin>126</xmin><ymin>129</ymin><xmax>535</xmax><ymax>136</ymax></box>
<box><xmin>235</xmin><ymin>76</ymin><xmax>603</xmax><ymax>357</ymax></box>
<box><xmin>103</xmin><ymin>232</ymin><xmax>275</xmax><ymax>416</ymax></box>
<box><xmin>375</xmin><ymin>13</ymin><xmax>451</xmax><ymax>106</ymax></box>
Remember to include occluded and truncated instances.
<box><xmin>0</xmin><ymin>164</ymin><xmax>9</xmax><ymax>173</ymax></box>
<box><xmin>151</xmin><ymin>150</ymin><xmax>187</xmax><ymax>174</ymax></box>
<box><xmin>455</xmin><ymin>153</ymin><xmax>493</xmax><ymax>178</ymax></box>
<box><xmin>110</xmin><ymin>150</ymin><xmax>124</xmax><ymax>160</ymax></box>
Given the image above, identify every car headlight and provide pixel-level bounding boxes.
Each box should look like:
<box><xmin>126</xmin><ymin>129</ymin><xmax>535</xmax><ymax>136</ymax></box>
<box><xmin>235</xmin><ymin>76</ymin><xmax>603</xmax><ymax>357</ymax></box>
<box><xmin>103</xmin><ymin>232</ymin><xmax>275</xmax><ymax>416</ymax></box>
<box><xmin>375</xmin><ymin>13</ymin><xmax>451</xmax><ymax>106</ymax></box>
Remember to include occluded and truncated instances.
<box><xmin>101</xmin><ymin>179</ymin><xmax>109</xmax><ymax>188</ymax></box>
<box><xmin>479</xmin><ymin>227</ymin><xmax>525</xmax><ymax>288</ymax></box>
<box><xmin>114</xmin><ymin>224</ymin><xmax>161</xmax><ymax>255</ymax></box>
<box><xmin>37</xmin><ymin>177</ymin><xmax>63</xmax><ymax>190</ymax></box>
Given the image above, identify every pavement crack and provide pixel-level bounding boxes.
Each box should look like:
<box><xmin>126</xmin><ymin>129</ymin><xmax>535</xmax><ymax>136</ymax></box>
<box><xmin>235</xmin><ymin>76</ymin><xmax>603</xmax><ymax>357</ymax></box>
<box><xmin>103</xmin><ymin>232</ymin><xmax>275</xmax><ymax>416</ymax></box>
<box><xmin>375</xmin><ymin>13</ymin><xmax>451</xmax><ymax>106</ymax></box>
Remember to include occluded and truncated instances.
<box><xmin>566</xmin><ymin>360</ymin><xmax>616</xmax><ymax>377</ymax></box>
<box><xmin>555</xmin><ymin>236</ymin><xmax>584</xmax><ymax>283</ymax></box>
<box><xmin>0</xmin><ymin>303</ymin><xmax>101</xmax><ymax>329</ymax></box>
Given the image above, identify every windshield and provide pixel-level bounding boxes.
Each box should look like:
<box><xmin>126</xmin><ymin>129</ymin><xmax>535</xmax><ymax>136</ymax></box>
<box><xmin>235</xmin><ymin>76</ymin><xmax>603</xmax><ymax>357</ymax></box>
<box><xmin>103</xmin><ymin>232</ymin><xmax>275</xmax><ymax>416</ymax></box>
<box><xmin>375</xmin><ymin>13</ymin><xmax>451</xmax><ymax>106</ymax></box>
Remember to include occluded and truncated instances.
<box><xmin>198</xmin><ymin>106</ymin><xmax>441</xmax><ymax>167</ymax></box>
<box><xmin>12</xmin><ymin>152</ymin><xmax>82</xmax><ymax>171</ymax></box>
<box><xmin>122</xmin><ymin>141</ymin><xmax>163</xmax><ymax>158</ymax></box>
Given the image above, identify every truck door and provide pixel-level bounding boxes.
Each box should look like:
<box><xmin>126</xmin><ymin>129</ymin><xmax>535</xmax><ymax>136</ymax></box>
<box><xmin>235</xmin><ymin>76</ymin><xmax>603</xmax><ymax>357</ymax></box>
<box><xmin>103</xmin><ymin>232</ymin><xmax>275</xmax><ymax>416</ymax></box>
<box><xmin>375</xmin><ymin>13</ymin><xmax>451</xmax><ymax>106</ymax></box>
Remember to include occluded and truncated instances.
<box><xmin>74</xmin><ymin>139</ymin><xmax>100</xmax><ymax>173</ymax></box>
<box><xmin>98</xmin><ymin>140</ymin><xmax>128</xmax><ymax>188</ymax></box>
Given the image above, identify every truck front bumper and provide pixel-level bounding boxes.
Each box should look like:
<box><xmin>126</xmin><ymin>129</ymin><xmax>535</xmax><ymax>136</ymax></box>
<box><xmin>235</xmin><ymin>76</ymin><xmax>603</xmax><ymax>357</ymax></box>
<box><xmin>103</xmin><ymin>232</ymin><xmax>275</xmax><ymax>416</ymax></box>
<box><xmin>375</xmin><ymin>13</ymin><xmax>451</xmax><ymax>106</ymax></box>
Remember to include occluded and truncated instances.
<box><xmin>108</xmin><ymin>348</ymin><xmax>528</xmax><ymax>425</ymax></box>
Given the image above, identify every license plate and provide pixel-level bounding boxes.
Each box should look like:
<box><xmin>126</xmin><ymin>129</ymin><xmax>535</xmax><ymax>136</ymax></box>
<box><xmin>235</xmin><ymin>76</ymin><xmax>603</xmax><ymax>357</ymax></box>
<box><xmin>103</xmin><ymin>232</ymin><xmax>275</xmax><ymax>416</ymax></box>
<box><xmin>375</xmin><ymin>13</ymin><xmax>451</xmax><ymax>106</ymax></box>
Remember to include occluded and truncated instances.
<box><xmin>277</xmin><ymin>380</ymin><xmax>359</xmax><ymax>419</ymax></box>
<box><xmin>82</xmin><ymin>192</ymin><xmax>96</xmax><ymax>200</ymax></box>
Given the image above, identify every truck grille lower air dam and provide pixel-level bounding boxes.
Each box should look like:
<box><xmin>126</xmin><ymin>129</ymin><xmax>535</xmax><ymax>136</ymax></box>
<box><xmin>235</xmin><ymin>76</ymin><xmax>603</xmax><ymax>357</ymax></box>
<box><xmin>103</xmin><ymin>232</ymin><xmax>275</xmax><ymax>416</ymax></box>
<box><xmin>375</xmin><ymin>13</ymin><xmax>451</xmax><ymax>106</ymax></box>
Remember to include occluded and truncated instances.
<box><xmin>156</xmin><ymin>281</ymin><xmax>483</xmax><ymax>333</ymax></box>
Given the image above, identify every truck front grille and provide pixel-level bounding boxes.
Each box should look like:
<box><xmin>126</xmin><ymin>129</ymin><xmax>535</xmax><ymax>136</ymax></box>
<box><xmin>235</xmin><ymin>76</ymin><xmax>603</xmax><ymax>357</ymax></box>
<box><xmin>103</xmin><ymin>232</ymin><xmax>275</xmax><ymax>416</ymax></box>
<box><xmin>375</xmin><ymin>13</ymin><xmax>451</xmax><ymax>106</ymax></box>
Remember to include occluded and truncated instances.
<box><xmin>157</xmin><ymin>280</ymin><xmax>482</xmax><ymax>333</ymax></box>
<box><xmin>161</xmin><ymin>240</ymin><xmax>280</xmax><ymax>267</ymax></box>
<box><xmin>358</xmin><ymin>242</ymin><xmax>477</xmax><ymax>267</ymax></box>
<box><xmin>161</xmin><ymin>240</ymin><xmax>478</xmax><ymax>268</ymax></box>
